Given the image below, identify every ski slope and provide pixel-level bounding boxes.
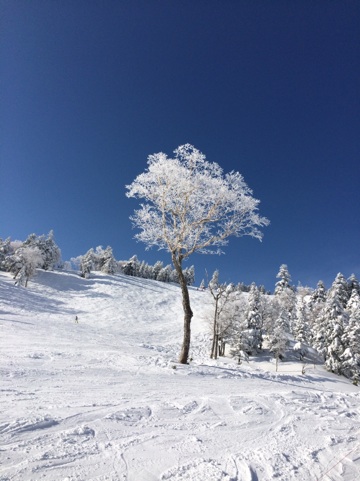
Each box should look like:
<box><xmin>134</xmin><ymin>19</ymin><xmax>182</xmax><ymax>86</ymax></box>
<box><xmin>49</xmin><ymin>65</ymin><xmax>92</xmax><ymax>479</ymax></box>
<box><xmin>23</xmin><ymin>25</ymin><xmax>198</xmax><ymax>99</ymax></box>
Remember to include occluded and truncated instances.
<box><xmin>0</xmin><ymin>270</ymin><xmax>359</xmax><ymax>481</ymax></box>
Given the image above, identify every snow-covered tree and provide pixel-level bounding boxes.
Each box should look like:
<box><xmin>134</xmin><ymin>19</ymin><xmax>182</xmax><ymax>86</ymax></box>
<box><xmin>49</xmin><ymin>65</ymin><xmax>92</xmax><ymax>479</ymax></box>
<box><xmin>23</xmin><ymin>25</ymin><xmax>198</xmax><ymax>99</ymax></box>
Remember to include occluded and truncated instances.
<box><xmin>156</xmin><ymin>264</ymin><xmax>173</xmax><ymax>283</ymax></box>
<box><xmin>0</xmin><ymin>237</ymin><xmax>13</xmax><ymax>270</ymax></box>
<box><xmin>310</xmin><ymin>280</ymin><xmax>327</xmax><ymax>306</ymax></box>
<box><xmin>230</xmin><ymin>309</ymin><xmax>254</xmax><ymax>362</ymax></box>
<box><xmin>274</xmin><ymin>264</ymin><xmax>293</xmax><ymax>295</ymax></box>
<box><xmin>267</xmin><ymin>296</ymin><xmax>289</xmax><ymax>366</ymax></box>
<box><xmin>268</xmin><ymin>323</ymin><xmax>288</xmax><ymax>370</ymax></box>
<box><xmin>332</xmin><ymin>273</ymin><xmax>350</xmax><ymax>309</ymax></box>
<box><xmin>100</xmin><ymin>246</ymin><xmax>117</xmax><ymax>274</ymax></box>
<box><xmin>293</xmin><ymin>298</ymin><xmax>311</xmax><ymax>345</ymax></box>
<box><xmin>347</xmin><ymin>274</ymin><xmax>360</xmax><ymax>298</ymax></box>
<box><xmin>126</xmin><ymin>144</ymin><xmax>269</xmax><ymax>364</ymax></box>
<box><xmin>122</xmin><ymin>255</ymin><xmax>140</xmax><ymax>277</ymax></box>
<box><xmin>313</xmin><ymin>275</ymin><xmax>349</xmax><ymax>369</ymax></box>
<box><xmin>240</xmin><ymin>283</ymin><xmax>264</xmax><ymax>354</ymax></box>
<box><xmin>325</xmin><ymin>320</ymin><xmax>347</xmax><ymax>375</ymax></box>
<box><xmin>80</xmin><ymin>248</ymin><xmax>95</xmax><ymax>278</ymax></box>
<box><xmin>307</xmin><ymin>280</ymin><xmax>327</xmax><ymax>335</ymax></box>
<box><xmin>341</xmin><ymin>290</ymin><xmax>360</xmax><ymax>381</ymax></box>
<box><xmin>183</xmin><ymin>265</ymin><xmax>195</xmax><ymax>286</ymax></box>
<box><xmin>273</xmin><ymin>265</ymin><xmax>296</xmax><ymax>334</ymax></box>
<box><xmin>13</xmin><ymin>246</ymin><xmax>43</xmax><ymax>287</ymax></box>
<box><xmin>346</xmin><ymin>287</ymin><xmax>360</xmax><ymax>315</ymax></box>
<box><xmin>208</xmin><ymin>271</ymin><xmax>239</xmax><ymax>359</ymax></box>
<box><xmin>22</xmin><ymin>231</ymin><xmax>61</xmax><ymax>270</ymax></box>
<box><xmin>153</xmin><ymin>261</ymin><xmax>163</xmax><ymax>280</ymax></box>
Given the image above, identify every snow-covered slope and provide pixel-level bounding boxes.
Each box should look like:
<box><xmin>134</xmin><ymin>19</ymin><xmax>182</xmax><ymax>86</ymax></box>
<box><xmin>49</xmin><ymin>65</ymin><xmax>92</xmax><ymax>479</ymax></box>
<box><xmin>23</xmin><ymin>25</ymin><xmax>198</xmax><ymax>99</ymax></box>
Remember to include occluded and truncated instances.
<box><xmin>1</xmin><ymin>270</ymin><xmax>359</xmax><ymax>481</ymax></box>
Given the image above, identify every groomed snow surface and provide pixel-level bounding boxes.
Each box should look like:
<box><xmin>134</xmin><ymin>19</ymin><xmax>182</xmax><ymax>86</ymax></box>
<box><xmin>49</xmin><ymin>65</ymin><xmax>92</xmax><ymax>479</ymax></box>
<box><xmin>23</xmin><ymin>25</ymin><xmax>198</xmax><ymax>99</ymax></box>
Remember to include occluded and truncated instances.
<box><xmin>1</xmin><ymin>270</ymin><xmax>359</xmax><ymax>481</ymax></box>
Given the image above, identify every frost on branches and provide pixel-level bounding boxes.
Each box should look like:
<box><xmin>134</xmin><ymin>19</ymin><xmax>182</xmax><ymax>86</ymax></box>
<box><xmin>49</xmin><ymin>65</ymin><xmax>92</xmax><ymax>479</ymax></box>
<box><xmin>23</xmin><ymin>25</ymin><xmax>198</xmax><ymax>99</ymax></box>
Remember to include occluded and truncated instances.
<box><xmin>126</xmin><ymin>144</ymin><xmax>269</xmax><ymax>364</ymax></box>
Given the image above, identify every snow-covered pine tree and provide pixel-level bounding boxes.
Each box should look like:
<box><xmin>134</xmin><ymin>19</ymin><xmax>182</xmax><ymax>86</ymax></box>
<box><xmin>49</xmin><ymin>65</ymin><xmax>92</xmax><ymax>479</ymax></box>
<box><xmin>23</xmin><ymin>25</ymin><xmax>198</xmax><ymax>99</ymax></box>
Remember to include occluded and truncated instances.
<box><xmin>138</xmin><ymin>260</ymin><xmax>149</xmax><ymax>278</ymax></box>
<box><xmin>310</xmin><ymin>280</ymin><xmax>327</xmax><ymax>306</ymax></box>
<box><xmin>183</xmin><ymin>265</ymin><xmax>195</xmax><ymax>286</ymax></box>
<box><xmin>313</xmin><ymin>274</ymin><xmax>349</xmax><ymax>370</ymax></box>
<box><xmin>307</xmin><ymin>280</ymin><xmax>327</xmax><ymax>336</ymax></box>
<box><xmin>293</xmin><ymin>298</ymin><xmax>311</xmax><ymax>345</ymax></box>
<box><xmin>274</xmin><ymin>264</ymin><xmax>293</xmax><ymax>294</ymax></box>
<box><xmin>153</xmin><ymin>261</ymin><xmax>163</xmax><ymax>280</ymax></box>
<box><xmin>268</xmin><ymin>323</ymin><xmax>288</xmax><ymax>370</ymax></box>
<box><xmin>80</xmin><ymin>248</ymin><xmax>95</xmax><ymax>278</ymax></box>
<box><xmin>122</xmin><ymin>255</ymin><xmax>140</xmax><ymax>276</ymax></box>
<box><xmin>325</xmin><ymin>319</ymin><xmax>347</xmax><ymax>375</ymax></box>
<box><xmin>347</xmin><ymin>274</ymin><xmax>360</xmax><ymax>298</ymax></box>
<box><xmin>156</xmin><ymin>265</ymin><xmax>173</xmax><ymax>283</ymax></box>
<box><xmin>267</xmin><ymin>296</ymin><xmax>289</xmax><ymax>363</ymax></box>
<box><xmin>0</xmin><ymin>237</ymin><xmax>15</xmax><ymax>271</ymax></box>
<box><xmin>242</xmin><ymin>283</ymin><xmax>263</xmax><ymax>354</ymax></box>
<box><xmin>100</xmin><ymin>246</ymin><xmax>117</xmax><ymax>274</ymax></box>
<box><xmin>331</xmin><ymin>273</ymin><xmax>350</xmax><ymax>309</ymax></box>
<box><xmin>341</xmin><ymin>289</ymin><xmax>360</xmax><ymax>382</ymax></box>
<box><xmin>273</xmin><ymin>264</ymin><xmax>296</xmax><ymax>333</ymax></box>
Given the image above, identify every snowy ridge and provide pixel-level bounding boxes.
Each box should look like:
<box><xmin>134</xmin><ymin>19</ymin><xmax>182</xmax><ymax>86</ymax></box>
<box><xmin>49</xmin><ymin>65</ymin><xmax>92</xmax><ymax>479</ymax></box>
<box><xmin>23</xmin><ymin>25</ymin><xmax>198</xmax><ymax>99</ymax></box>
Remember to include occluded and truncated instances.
<box><xmin>0</xmin><ymin>270</ymin><xmax>359</xmax><ymax>481</ymax></box>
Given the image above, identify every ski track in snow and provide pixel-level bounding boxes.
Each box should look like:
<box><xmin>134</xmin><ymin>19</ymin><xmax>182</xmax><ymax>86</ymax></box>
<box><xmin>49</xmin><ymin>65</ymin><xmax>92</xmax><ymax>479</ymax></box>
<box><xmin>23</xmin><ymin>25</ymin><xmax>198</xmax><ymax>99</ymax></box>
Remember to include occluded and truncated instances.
<box><xmin>1</xmin><ymin>270</ymin><xmax>360</xmax><ymax>481</ymax></box>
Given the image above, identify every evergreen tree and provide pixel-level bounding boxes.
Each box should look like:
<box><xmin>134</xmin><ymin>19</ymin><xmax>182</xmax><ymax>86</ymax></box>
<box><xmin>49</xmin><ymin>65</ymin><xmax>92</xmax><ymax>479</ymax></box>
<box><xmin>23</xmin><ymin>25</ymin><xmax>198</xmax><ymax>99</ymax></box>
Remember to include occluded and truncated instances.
<box><xmin>309</xmin><ymin>280</ymin><xmax>327</xmax><ymax>306</ymax></box>
<box><xmin>341</xmin><ymin>290</ymin><xmax>360</xmax><ymax>381</ymax></box>
<box><xmin>153</xmin><ymin>260</ymin><xmax>164</xmax><ymax>280</ymax></box>
<box><xmin>293</xmin><ymin>298</ymin><xmax>311</xmax><ymax>345</ymax></box>
<box><xmin>80</xmin><ymin>248</ymin><xmax>95</xmax><ymax>278</ymax></box>
<box><xmin>138</xmin><ymin>260</ymin><xmax>149</xmax><ymax>278</ymax></box>
<box><xmin>332</xmin><ymin>273</ymin><xmax>350</xmax><ymax>308</ymax></box>
<box><xmin>243</xmin><ymin>283</ymin><xmax>263</xmax><ymax>353</ymax></box>
<box><xmin>122</xmin><ymin>255</ymin><xmax>140</xmax><ymax>276</ymax></box>
<box><xmin>183</xmin><ymin>265</ymin><xmax>195</xmax><ymax>286</ymax></box>
<box><xmin>313</xmin><ymin>275</ymin><xmax>349</xmax><ymax>368</ymax></box>
<box><xmin>325</xmin><ymin>319</ymin><xmax>346</xmax><ymax>375</ymax></box>
<box><xmin>274</xmin><ymin>264</ymin><xmax>293</xmax><ymax>295</ymax></box>
<box><xmin>273</xmin><ymin>265</ymin><xmax>296</xmax><ymax>333</ymax></box>
<box><xmin>101</xmin><ymin>246</ymin><xmax>117</xmax><ymax>274</ymax></box>
<box><xmin>157</xmin><ymin>264</ymin><xmax>173</xmax><ymax>283</ymax></box>
<box><xmin>308</xmin><ymin>280</ymin><xmax>327</xmax><ymax>335</ymax></box>
<box><xmin>268</xmin><ymin>323</ymin><xmax>288</xmax><ymax>370</ymax></box>
<box><xmin>0</xmin><ymin>237</ymin><xmax>13</xmax><ymax>271</ymax></box>
<box><xmin>347</xmin><ymin>274</ymin><xmax>360</xmax><ymax>297</ymax></box>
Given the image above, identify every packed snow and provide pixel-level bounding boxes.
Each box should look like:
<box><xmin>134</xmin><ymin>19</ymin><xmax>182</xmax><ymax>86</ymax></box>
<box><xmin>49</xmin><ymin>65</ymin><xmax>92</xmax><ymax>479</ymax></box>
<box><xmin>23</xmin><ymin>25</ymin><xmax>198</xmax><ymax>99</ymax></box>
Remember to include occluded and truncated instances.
<box><xmin>1</xmin><ymin>270</ymin><xmax>359</xmax><ymax>481</ymax></box>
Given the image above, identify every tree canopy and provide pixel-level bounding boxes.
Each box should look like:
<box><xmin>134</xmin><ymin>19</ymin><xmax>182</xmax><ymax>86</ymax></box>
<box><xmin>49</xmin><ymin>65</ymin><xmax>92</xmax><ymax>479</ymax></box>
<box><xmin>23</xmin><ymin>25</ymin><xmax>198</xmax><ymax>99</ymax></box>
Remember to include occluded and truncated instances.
<box><xmin>126</xmin><ymin>144</ymin><xmax>269</xmax><ymax>364</ymax></box>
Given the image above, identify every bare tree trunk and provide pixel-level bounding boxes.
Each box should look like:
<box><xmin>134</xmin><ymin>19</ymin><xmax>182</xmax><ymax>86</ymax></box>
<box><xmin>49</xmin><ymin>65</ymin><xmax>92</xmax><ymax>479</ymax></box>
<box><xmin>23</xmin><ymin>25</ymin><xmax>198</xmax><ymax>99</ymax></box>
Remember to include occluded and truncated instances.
<box><xmin>210</xmin><ymin>299</ymin><xmax>218</xmax><ymax>359</ymax></box>
<box><xmin>172</xmin><ymin>254</ymin><xmax>193</xmax><ymax>364</ymax></box>
<box><xmin>211</xmin><ymin>333</ymin><xmax>219</xmax><ymax>359</ymax></box>
<box><xmin>219</xmin><ymin>338</ymin><xmax>226</xmax><ymax>356</ymax></box>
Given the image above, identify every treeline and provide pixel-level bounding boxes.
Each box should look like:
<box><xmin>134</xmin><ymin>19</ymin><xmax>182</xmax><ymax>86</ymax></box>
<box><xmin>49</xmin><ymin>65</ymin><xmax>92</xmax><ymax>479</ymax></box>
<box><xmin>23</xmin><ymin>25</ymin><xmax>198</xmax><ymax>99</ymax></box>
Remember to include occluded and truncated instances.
<box><xmin>0</xmin><ymin>233</ymin><xmax>195</xmax><ymax>287</ymax></box>
<box><xmin>68</xmin><ymin>249</ymin><xmax>195</xmax><ymax>286</ymax></box>
<box><xmin>209</xmin><ymin>265</ymin><xmax>360</xmax><ymax>383</ymax></box>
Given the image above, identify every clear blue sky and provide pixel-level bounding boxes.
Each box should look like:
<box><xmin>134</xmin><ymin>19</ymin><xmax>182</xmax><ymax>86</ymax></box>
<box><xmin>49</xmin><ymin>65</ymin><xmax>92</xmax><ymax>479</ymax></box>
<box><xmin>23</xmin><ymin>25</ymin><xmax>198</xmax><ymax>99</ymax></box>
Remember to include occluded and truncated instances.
<box><xmin>1</xmin><ymin>1</ymin><xmax>359</xmax><ymax>291</ymax></box>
